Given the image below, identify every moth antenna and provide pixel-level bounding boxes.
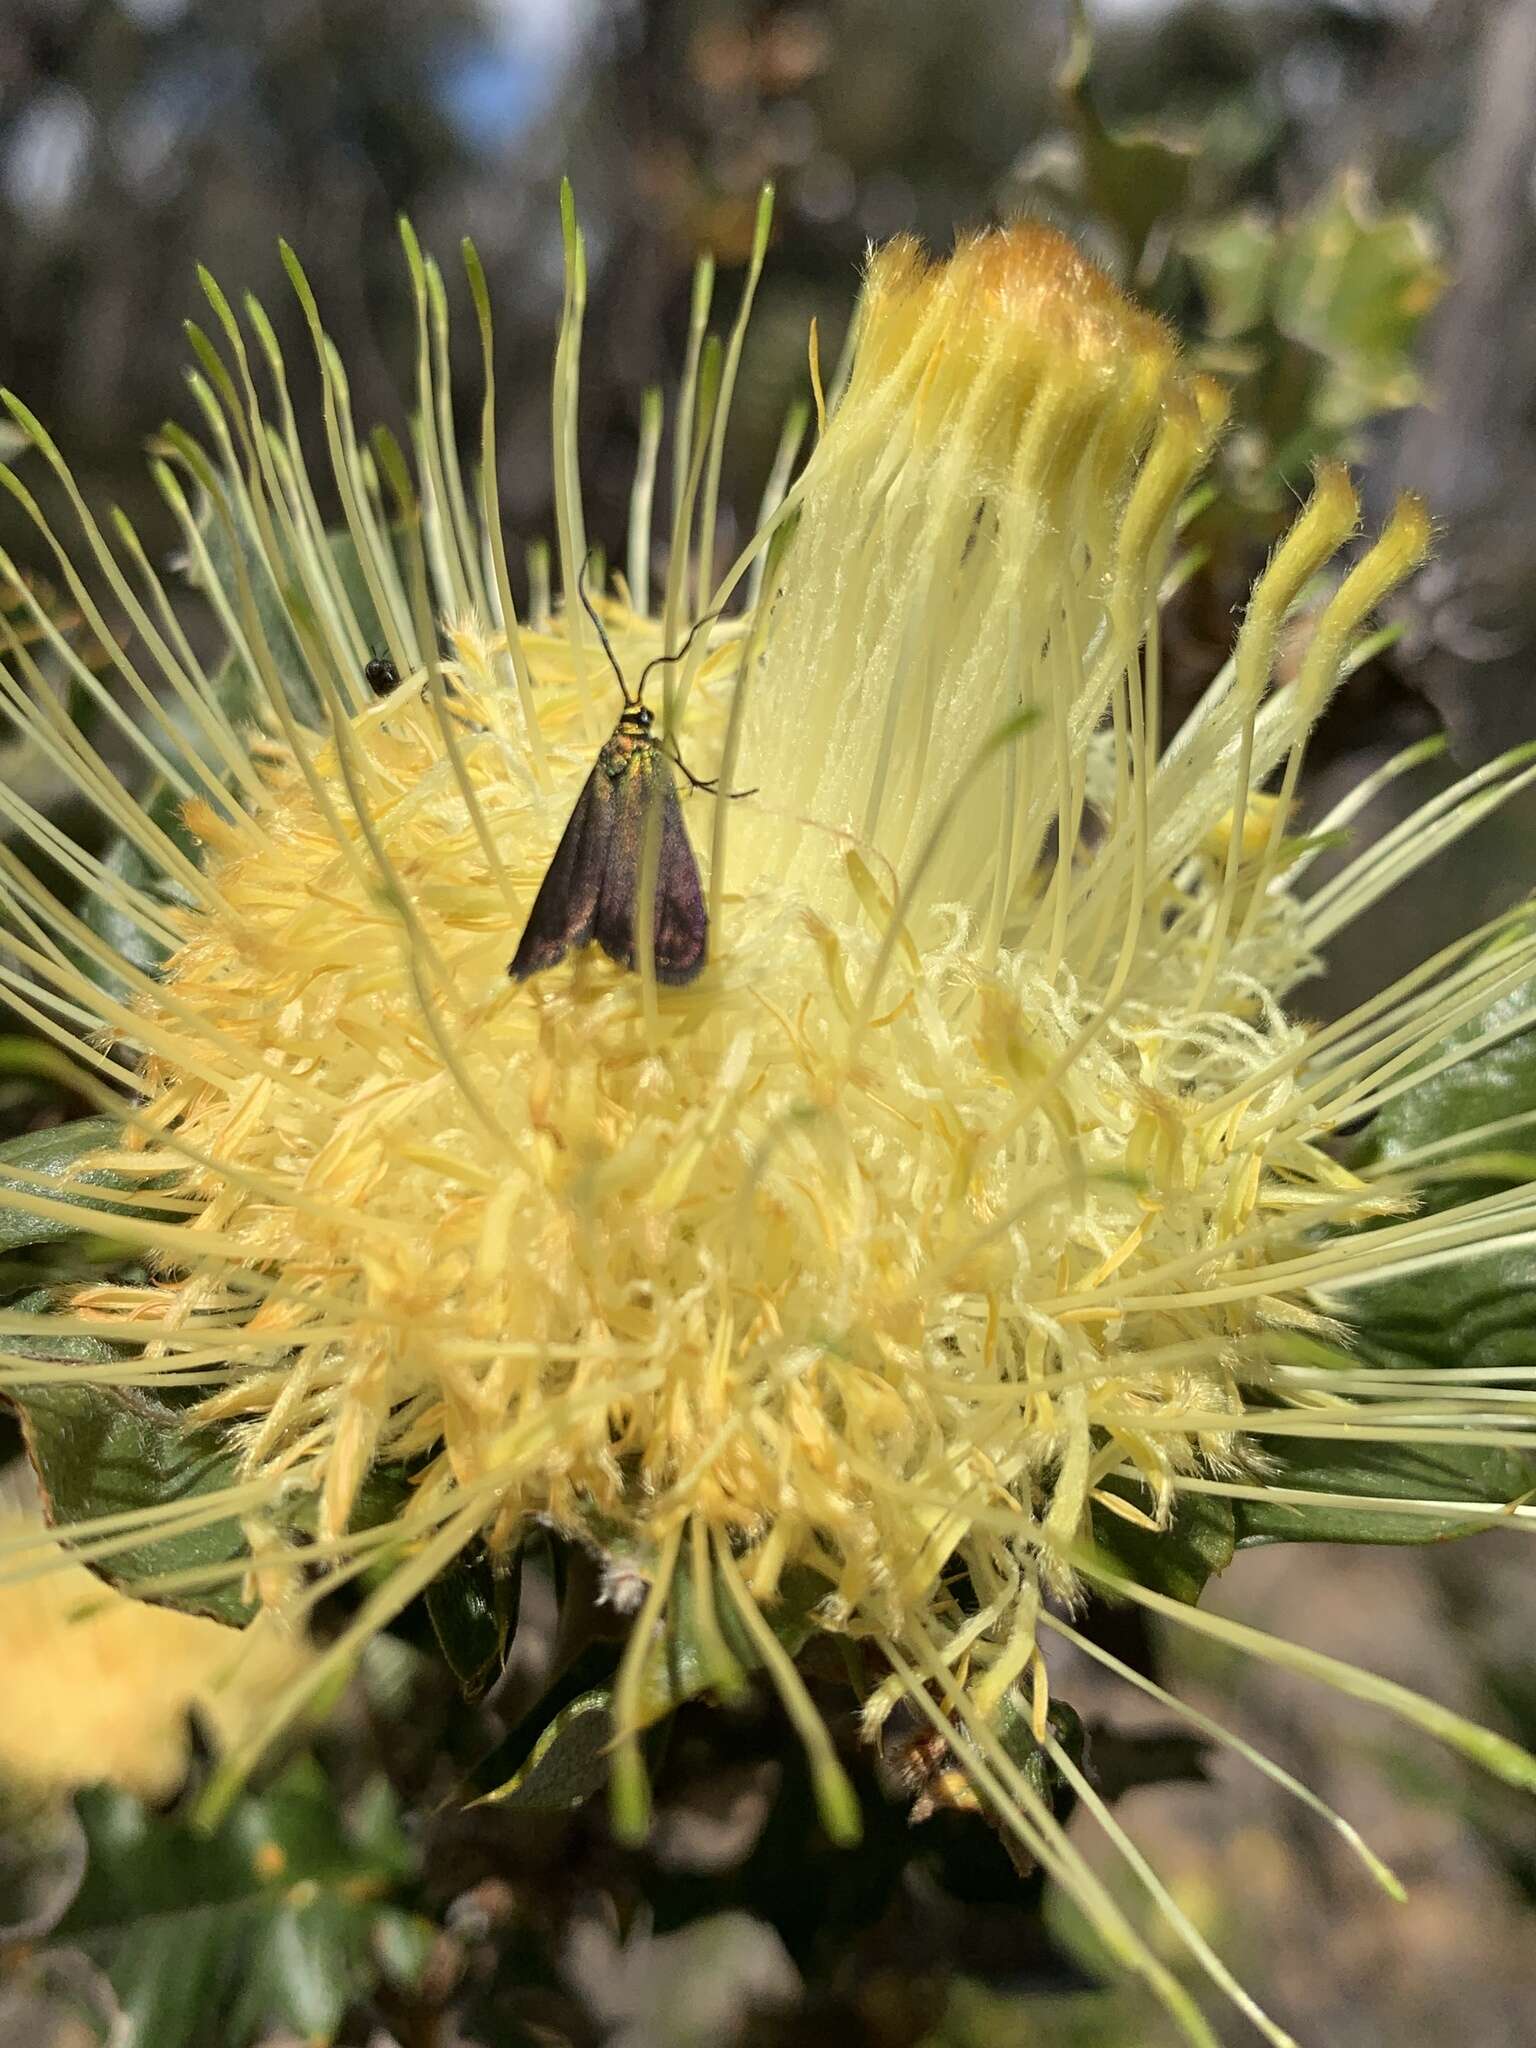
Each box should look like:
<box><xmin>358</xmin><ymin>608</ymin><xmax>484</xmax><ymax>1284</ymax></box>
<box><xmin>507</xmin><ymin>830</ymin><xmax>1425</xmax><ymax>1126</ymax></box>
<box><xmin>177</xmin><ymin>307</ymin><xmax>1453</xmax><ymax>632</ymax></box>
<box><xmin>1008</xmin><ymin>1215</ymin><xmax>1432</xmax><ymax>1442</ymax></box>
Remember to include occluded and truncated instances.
<box><xmin>577</xmin><ymin>552</ymin><xmax>633</xmax><ymax>706</ymax></box>
<box><xmin>665</xmin><ymin>741</ymin><xmax>757</xmax><ymax>801</ymax></box>
<box><xmin>635</xmin><ymin>607</ymin><xmax>722</xmax><ymax>704</ymax></box>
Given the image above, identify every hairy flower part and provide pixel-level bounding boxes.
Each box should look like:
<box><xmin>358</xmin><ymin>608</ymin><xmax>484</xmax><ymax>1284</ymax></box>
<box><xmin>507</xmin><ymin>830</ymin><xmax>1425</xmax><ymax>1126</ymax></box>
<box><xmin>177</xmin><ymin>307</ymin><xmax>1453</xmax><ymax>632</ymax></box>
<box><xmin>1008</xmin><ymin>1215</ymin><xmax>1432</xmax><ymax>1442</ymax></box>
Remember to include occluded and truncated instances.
<box><xmin>1</xmin><ymin>200</ymin><xmax>1534</xmax><ymax>2044</ymax></box>
<box><xmin>736</xmin><ymin>227</ymin><xmax>1203</xmax><ymax>913</ymax></box>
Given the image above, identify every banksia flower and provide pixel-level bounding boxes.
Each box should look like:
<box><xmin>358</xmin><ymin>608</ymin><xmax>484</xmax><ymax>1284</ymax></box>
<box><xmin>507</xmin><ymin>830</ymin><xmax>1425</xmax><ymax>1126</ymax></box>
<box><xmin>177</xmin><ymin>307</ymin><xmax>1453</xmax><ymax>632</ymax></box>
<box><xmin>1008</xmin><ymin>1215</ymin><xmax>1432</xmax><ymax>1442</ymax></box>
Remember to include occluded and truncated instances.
<box><xmin>2</xmin><ymin>188</ymin><xmax>1534</xmax><ymax>2044</ymax></box>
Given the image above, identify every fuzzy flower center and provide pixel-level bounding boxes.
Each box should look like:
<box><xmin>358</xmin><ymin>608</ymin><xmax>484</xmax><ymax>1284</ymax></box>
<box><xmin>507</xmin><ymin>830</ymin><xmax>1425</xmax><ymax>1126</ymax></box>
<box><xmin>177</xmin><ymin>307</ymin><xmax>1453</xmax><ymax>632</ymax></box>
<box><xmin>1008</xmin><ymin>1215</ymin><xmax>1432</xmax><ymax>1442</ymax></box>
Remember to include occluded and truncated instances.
<box><xmin>143</xmin><ymin>642</ymin><xmax>1307</xmax><ymax>1619</ymax></box>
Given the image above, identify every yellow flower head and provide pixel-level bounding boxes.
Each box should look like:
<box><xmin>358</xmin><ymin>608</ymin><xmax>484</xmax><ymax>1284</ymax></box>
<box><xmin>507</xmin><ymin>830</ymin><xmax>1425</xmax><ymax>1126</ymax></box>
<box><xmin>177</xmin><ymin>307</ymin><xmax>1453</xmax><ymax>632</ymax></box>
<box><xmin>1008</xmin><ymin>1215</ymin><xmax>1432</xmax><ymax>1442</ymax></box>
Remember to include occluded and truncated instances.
<box><xmin>1</xmin><ymin>194</ymin><xmax>1533</xmax><ymax>2045</ymax></box>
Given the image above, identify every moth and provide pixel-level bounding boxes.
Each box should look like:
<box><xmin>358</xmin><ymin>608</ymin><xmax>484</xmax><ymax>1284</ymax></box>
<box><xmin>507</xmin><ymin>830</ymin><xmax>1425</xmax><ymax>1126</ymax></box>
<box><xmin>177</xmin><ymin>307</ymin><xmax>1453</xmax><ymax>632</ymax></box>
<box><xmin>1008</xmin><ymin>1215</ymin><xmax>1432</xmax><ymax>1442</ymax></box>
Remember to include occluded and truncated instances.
<box><xmin>510</xmin><ymin>572</ymin><xmax>743</xmax><ymax>987</ymax></box>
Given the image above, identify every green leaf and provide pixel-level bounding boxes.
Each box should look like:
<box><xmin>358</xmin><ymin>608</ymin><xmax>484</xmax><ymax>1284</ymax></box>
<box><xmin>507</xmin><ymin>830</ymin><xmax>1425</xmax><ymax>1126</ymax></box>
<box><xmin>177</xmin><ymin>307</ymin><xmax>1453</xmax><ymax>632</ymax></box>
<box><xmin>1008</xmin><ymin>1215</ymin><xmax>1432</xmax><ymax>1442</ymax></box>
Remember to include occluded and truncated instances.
<box><xmin>73</xmin><ymin>635</ymin><xmax>273</xmax><ymax>1002</ymax></box>
<box><xmin>636</xmin><ymin>1550</ymin><xmax>827</xmax><ymax>1724</ymax></box>
<box><xmin>1089</xmin><ymin>1480</ymin><xmax>1235</xmax><ymax>1603</ymax></box>
<box><xmin>478</xmin><ymin>1687</ymin><xmax>615</xmax><ymax>1813</ymax></box>
<box><xmin>185</xmin><ymin>502</ymin><xmax>405</xmax><ymax>732</ymax></box>
<box><xmin>1341</xmin><ymin>1254</ymin><xmax>1536</xmax><ymax>1389</ymax></box>
<box><xmin>477</xmin><ymin>1554</ymin><xmax>832</xmax><ymax>1812</ymax></box>
<box><xmin>1046</xmin><ymin>0</ymin><xmax>1198</xmax><ymax>264</ymax></box>
<box><xmin>1184</xmin><ymin>211</ymin><xmax>1279</xmax><ymax>341</ymax></box>
<box><xmin>323</xmin><ymin>525</ymin><xmax>395</xmax><ymax>673</ymax></box>
<box><xmin>0</xmin><ymin>1115</ymin><xmax>176</xmax><ymax>1251</ymax></box>
<box><xmin>75</xmin><ymin>668</ymin><xmax>261</xmax><ymax>1007</ymax></box>
<box><xmin>77</xmin><ymin>763</ymin><xmax>204</xmax><ymax>1001</ymax></box>
<box><xmin>1346</xmin><ymin>973</ymin><xmax>1536</xmax><ymax>1201</ymax></box>
<box><xmin>187</xmin><ymin>498</ymin><xmax>321</xmax><ymax>728</ymax></box>
<box><xmin>53</xmin><ymin>1759</ymin><xmax>425</xmax><ymax>2048</ymax></box>
<box><xmin>990</xmin><ymin>1696</ymin><xmax>1088</xmax><ymax>1849</ymax></box>
<box><xmin>1272</xmin><ymin>171</ymin><xmax>1446</xmax><ymax>426</ymax></box>
<box><xmin>424</xmin><ymin>1543</ymin><xmax>521</xmax><ymax>1700</ymax></box>
<box><xmin>76</xmin><ymin>516</ymin><xmax>394</xmax><ymax>1002</ymax></box>
<box><xmin>1185</xmin><ymin>170</ymin><xmax>1445</xmax><ymax>487</ymax></box>
<box><xmin>346</xmin><ymin>1460</ymin><xmax>417</xmax><ymax>1534</ymax></box>
<box><xmin>1335</xmin><ymin>963</ymin><xmax>1536</xmax><ymax>1378</ymax></box>
<box><xmin>1237</xmin><ymin>965</ymin><xmax>1536</xmax><ymax>1546</ymax></box>
<box><xmin>1234</xmin><ymin>1436</ymin><xmax>1536</xmax><ymax>1547</ymax></box>
<box><xmin>6</xmin><ymin>1367</ymin><xmax>258</xmax><ymax>1626</ymax></box>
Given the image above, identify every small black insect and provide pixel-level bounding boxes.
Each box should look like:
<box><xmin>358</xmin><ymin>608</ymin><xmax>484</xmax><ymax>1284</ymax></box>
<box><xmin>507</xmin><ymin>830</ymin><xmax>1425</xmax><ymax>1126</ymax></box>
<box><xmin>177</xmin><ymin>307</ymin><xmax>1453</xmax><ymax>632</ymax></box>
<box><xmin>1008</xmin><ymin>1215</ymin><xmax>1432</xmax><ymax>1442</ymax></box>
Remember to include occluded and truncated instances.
<box><xmin>364</xmin><ymin>654</ymin><xmax>400</xmax><ymax>693</ymax></box>
<box><xmin>510</xmin><ymin>567</ymin><xmax>742</xmax><ymax>987</ymax></box>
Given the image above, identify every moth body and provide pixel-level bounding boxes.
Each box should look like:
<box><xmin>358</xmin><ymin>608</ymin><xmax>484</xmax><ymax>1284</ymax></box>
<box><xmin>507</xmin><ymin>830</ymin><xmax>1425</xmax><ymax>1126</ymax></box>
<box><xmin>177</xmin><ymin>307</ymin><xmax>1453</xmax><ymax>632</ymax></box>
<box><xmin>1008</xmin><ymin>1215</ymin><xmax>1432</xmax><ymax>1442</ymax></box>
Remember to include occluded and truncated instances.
<box><xmin>510</xmin><ymin>701</ymin><xmax>709</xmax><ymax>986</ymax></box>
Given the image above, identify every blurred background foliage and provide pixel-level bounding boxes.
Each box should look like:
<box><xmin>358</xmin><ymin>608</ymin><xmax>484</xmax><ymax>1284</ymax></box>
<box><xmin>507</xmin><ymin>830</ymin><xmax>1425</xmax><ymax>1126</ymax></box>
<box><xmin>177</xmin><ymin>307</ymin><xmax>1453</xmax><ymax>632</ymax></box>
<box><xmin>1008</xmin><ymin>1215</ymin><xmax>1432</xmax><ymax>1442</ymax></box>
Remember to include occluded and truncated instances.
<box><xmin>1</xmin><ymin>2</ymin><xmax>1535</xmax><ymax>2044</ymax></box>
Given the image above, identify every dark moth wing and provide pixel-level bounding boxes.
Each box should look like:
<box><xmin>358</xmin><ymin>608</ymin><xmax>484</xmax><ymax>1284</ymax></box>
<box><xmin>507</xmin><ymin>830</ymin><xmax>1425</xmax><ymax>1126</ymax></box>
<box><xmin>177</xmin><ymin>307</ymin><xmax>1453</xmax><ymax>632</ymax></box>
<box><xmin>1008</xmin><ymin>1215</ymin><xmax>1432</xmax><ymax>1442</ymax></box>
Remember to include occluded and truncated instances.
<box><xmin>648</xmin><ymin>794</ymin><xmax>708</xmax><ymax>984</ymax></box>
<box><xmin>592</xmin><ymin>745</ymin><xmax>708</xmax><ymax>985</ymax></box>
<box><xmin>509</xmin><ymin>759</ymin><xmax>615</xmax><ymax>980</ymax></box>
<box><xmin>510</xmin><ymin>731</ymin><xmax>709</xmax><ymax>985</ymax></box>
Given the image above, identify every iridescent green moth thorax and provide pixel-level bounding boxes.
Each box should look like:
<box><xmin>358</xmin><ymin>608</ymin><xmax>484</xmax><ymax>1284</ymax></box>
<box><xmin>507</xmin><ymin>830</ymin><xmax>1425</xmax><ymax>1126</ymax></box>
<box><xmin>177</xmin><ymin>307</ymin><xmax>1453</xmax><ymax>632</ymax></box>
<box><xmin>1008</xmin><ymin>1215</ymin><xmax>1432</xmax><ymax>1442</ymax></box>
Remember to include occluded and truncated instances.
<box><xmin>600</xmin><ymin>705</ymin><xmax>659</xmax><ymax>779</ymax></box>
